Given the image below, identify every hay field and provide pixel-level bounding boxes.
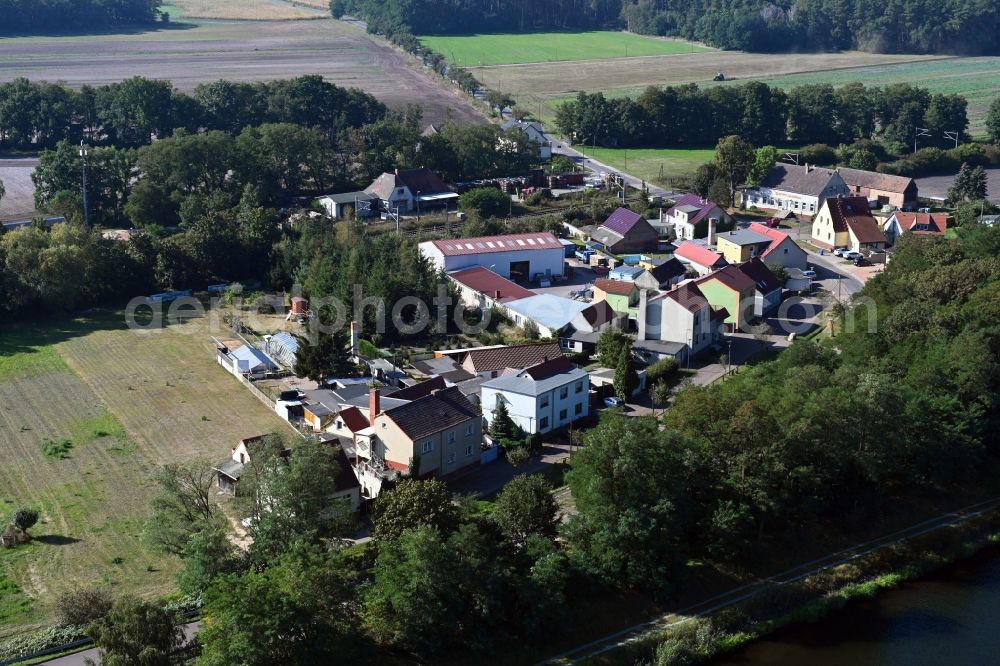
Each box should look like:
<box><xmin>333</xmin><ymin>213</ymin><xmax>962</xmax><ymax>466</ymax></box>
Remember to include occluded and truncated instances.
<box><xmin>163</xmin><ymin>0</ymin><xmax>326</xmax><ymax>20</ymax></box>
<box><xmin>0</xmin><ymin>19</ymin><xmax>486</xmax><ymax>126</ymax></box>
<box><xmin>420</xmin><ymin>31</ymin><xmax>711</xmax><ymax>67</ymax></box>
<box><xmin>0</xmin><ymin>312</ymin><xmax>287</xmax><ymax>637</ymax></box>
<box><xmin>471</xmin><ymin>51</ymin><xmax>945</xmax><ymax>124</ymax></box>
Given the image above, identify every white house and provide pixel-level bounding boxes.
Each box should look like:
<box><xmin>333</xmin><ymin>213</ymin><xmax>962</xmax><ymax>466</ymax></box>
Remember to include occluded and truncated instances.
<box><xmin>635</xmin><ymin>283</ymin><xmax>724</xmax><ymax>364</ymax></box>
<box><xmin>419</xmin><ymin>232</ymin><xmax>566</xmax><ymax>281</ymax></box>
<box><xmin>746</xmin><ymin>222</ymin><xmax>809</xmax><ymax>270</ymax></box>
<box><xmin>662</xmin><ymin>194</ymin><xmax>733</xmax><ymax>241</ymax></box>
<box><xmin>742</xmin><ymin>164</ymin><xmax>849</xmax><ymax>217</ymax></box>
<box><xmin>501</xmin><ymin>119</ymin><xmax>552</xmax><ymax>161</ymax></box>
<box><xmin>481</xmin><ymin>356</ymin><xmax>589</xmax><ymax>435</ymax></box>
<box><xmin>364</xmin><ymin>168</ymin><xmax>457</xmax><ymax>214</ymax></box>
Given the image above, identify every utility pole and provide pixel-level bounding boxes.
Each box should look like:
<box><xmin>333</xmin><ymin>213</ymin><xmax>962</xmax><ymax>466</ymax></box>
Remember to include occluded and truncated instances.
<box><xmin>914</xmin><ymin>127</ymin><xmax>931</xmax><ymax>154</ymax></box>
<box><xmin>943</xmin><ymin>130</ymin><xmax>960</xmax><ymax>149</ymax></box>
<box><xmin>79</xmin><ymin>141</ymin><xmax>90</xmax><ymax>227</ymax></box>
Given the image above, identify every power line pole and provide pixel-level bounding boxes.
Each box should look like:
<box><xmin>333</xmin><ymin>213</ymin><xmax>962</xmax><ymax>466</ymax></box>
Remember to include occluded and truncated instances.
<box><xmin>943</xmin><ymin>130</ymin><xmax>960</xmax><ymax>149</ymax></box>
<box><xmin>914</xmin><ymin>127</ymin><xmax>931</xmax><ymax>154</ymax></box>
<box><xmin>79</xmin><ymin>141</ymin><xmax>90</xmax><ymax>227</ymax></box>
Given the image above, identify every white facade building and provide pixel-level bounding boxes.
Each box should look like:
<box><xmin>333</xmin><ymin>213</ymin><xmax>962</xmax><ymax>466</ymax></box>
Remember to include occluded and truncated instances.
<box><xmin>419</xmin><ymin>232</ymin><xmax>566</xmax><ymax>280</ymax></box>
<box><xmin>742</xmin><ymin>164</ymin><xmax>849</xmax><ymax>217</ymax></box>
<box><xmin>481</xmin><ymin>357</ymin><xmax>589</xmax><ymax>435</ymax></box>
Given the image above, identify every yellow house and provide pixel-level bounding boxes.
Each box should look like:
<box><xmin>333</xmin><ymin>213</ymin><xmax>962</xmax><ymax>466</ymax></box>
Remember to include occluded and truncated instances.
<box><xmin>812</xmin><ymin>196</ymin><xmax>879</xmax><ymax>251</ymax></box>
<box><xmin>714</xmin><ymin>229</ymin><xmax>774</xmax><ymax>264</ymax></box>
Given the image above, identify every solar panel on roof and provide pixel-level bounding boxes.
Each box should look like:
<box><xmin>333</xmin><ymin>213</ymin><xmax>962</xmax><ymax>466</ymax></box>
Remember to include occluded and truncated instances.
<box><xmin>516</xmin><ymin>240</ymin><xmax>525</xmax><ymax>246</ymax></box>
<box><xmin>526</xmin><ymin>238</ymin><xmax>536</xmax><ymax>245</ymax></box>
<box><xmin>487</xmin><ymin>241</ymin><xmax>496</xmax><ymax>248</ymax></box>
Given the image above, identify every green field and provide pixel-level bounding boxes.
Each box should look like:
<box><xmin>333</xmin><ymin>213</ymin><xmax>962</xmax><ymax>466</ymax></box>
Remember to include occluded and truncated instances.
<box><xmin>0</xmin><ymin>311</ymin><xmax>288</xmax><ymax>639</ymax></box>
<box><xmin>583</xmin><ymin>146</ymin><xmax>717</xmax><ymax>185</ymax></box>
<box><xmin>420</xmin><ymin>31</ymin><xmax>711</xmax><ymax>67</ymax></box>
<box><xmin>723</xmin><ymin>56</ymin><xmax>1000</xmax><ymax>137</ymax></box>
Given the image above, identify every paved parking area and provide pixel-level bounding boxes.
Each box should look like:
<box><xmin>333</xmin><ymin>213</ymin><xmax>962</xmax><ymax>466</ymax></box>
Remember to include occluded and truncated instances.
<box><xmin>530</xmin><ymin>258</ymin><xmax>600</xmax><ymax>300</ymax></box>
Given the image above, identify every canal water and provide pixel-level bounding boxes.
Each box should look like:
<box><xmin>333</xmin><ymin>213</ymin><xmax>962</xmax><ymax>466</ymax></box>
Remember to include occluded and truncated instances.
<box><xmin>712</xmin><ymin>553</ymin><xmax>1000</xmax><ymax>666</ymax></box>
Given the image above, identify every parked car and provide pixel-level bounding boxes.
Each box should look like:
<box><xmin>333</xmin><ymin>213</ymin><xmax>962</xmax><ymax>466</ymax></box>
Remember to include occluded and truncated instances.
<box><xmin>800</xmin><ymin>269</ymin><xmax>817</xmax><ymax>279</ymax></box>
<box><xmin>843</xmin><ymin>251</ymin><xmax>863</xmax><ymax>261</ymax></box>
<box><xmin>832</xmin><ymin>248</ymin><xmax>848</xmax><ymax>257</ymax></box>
<box><xmin>853</xmin><ymin>257</ymin><xmax>870</xmax><ymax>267</ymax></box>
<box><xmin>603</xmin><ymin>396</ymin><xmax>621</xmax><ymax>408</ymax></box>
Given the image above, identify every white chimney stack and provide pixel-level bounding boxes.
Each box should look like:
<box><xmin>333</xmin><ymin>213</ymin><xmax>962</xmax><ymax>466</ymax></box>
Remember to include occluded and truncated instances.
<box><xmin>350</xmin><ymin>320</ymin><xmax>360</xmax><ymax>356</ymax></box>
<box><xmin>708</xmin><ymin>217</ymin><xmax>718</xmax><ymax>246</ymax></box>
<box><xmin>636</xmin><ymin>289</ymin><xmax>648</xmax><ymax>341</ymax></box>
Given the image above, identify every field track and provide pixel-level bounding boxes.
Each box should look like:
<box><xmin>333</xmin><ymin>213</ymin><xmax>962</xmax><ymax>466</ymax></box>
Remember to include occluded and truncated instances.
<box><xmin>0</xmin><ymin>19</ymin><xmax>486</xmax><ymax>127</ymax></box>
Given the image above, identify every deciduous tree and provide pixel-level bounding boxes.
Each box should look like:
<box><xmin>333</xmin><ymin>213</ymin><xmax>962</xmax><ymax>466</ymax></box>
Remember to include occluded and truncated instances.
<box><xmin>371</xmin><ymin>478</ymin><xmax>459</xmax><ymax>543</ymax></box>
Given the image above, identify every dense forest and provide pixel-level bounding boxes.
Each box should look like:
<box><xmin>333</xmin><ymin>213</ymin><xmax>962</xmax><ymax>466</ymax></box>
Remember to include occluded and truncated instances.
<box><xmin>342</xmin><ymin>0</ymin><xmax>1000</xmax><ymax>54</ymax></box>
<box><xmin>0</xmin><ymin>0</ymin><xmax>162</xmax><ymax>34</ymax></box>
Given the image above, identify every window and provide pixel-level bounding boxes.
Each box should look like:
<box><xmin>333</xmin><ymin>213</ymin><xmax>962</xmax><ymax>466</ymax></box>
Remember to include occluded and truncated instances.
<box><xmin>491</xmin><ymin>370</ymin><xmax>499</xmax><ymax>378</ymax></box>
<box><xmin>447</xmin><ymin>431</ymin><xmax>455</xmax><ymax>444</ymax></box>
<box><xmin>559</xmin><ymin>387</ymin><xmax>568</xmax><ymax>399</ymax></box>
<box><xmin>539</xmin><ymin>417</ymin><xmax>549</xmax><ymax>430</ymax></box>
<box><xmin>540</xmin><ymin>396</ymin><xmax>549</xmax><ymax>408</ymax></box>
<box><xmin>575</xmin><ymin>381</ymin><xmax>583</xmax><ymax>394</ymax></box>
<box><xmin>575</xmin><ymin>403</ymin><xmax>583</xmax><ymax>415</ymax></box>
<box><xmin>447</xmin><ymin>452</ymin><xmax>456</xmax><ymax>465</ymax></box>
<box><xmin>559</xmin><ymin>409</ymin><xmax>567</xmax><ymax>421</ymax></box>
<box><xmin>466</xmin><ymin>423</ymin><xmax>473</xmax><ymax>436</ymax></box>
<box><xmin>335</xmin><ymin>420</ymin><xmax>342</xmax><ymax>430</ymax></box>
<box><xmin>466</xmin><ymin>444</ymin><xmax>474</xmax><ymax>456</ymax></box>
<box><xmin>422</xmin><ymin>440</ymin><xmax>433</xmax><ymax>454</ymax></box>
<box><xmin>783</xmin><ymin>248</ymin><xmax>788</xmax><ymax>254</ymax></box>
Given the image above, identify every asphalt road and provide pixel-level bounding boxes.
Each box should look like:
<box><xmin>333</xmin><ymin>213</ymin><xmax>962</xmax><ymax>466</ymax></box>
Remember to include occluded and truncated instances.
<box><xmin>41</xmin><ymin>622</ymin><xmax>200</xmax><ymax>665</ymax></box>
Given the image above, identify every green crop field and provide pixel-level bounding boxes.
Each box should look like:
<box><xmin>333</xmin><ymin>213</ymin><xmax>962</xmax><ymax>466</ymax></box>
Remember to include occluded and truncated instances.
<box><xmin>0</xmin><ymin>311</ymin><xmax>287</xmax><ymax>639</ymax></box>
<box><xmin>420</xmin><ymin>31</ymin><xmax>711</xmax><ymax>67</ymax></box>
<box><xmin>728</xmin><ymin>56</ymin><xmax>1000</xmax><ymax>136</ymax></box>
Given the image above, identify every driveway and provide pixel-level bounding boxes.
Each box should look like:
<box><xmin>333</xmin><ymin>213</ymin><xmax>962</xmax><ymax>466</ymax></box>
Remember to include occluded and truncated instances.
<box><xmin>448</xmin><ymin>442</ymin><xmax>572</xmax><ymax>498</ymax></box>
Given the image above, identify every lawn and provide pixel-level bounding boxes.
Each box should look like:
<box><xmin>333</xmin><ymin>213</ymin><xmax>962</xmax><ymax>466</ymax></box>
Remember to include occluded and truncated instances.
<box><xmin>0</xmin><ymin>311</ymin><xmax>288</xmax><ymax>639</ymax></box>
<box><xmin>584</xmin><ymin>146</ymin><xmax>717</xmax><ymax>184</ymax></box>
<box><xmin>420</xmin><ymin>31</ymin><xmax>711</xmax><ymax>67</ymax></box>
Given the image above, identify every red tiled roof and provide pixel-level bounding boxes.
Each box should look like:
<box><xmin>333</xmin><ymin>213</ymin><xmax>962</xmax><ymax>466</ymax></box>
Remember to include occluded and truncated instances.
<box><xmin>523</xmin><ymin>355</ymin><xmax>573</xmax><ymax>380</ymax></box>
<box><xmin>674</xmin><ymin>241</ymin><xmax>726</xmax><ymax>268</ymax></box>
<box><xmin>892</xmin><ymin>212</ymin><xmax>949</xmax><ymax>235</ymax></box>
<box><xmin>696</xmin><ymin>265</ymin><xmax>756</xmax><ymax>293</ymax></box>
<box><xmin>462</xmin><ymin>342</ymin><xmax>563</xmax><ymax>374</ymax></box>
<box><xmin>429</xmin><ymin>232</ymin><xmax>563</xmax><ymax>257</ymax></box>
<box><xmin>448</xmin><ymin>267</ymin><xmax>535</xmax><ymax>302</ymax></box>
<box><xmin>825</xmin><ymin>197</ymin><xmax>875</xmax><ymax>233</ymax></box>
<box><xmin>736</xmin><ymin>257</ymin><xmax>781</xmax><ymax>293</ymax></box>
<box><xmin>664</xmin><ymin>282</ymin><xmax>710</xmax><ymax>313</ymax></box>
<box><xmin>594</xmin><ymin>278</ymin><xmax>637</xmax><ymax>296</ymax></box>
<box><xmin>337</xmin><ymin>406</ymin><xmax>369</xmax><ymax>432</ymax></box>
<box><xmin>846</xmin><ymin>218</ymin><xmax>886</xmax><ymax>244</ymax></box>
<box><xmin>747</xmin><ymin>222</ymin><xmax>794</xmax><ymax>259</ymax></box>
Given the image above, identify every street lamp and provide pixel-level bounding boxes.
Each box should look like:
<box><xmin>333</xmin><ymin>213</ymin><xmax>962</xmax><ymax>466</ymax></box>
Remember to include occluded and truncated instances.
<box><xmin>79</xmin><ymin>141</ymin><xmax>90</xmax><ymax>227</ymax></box>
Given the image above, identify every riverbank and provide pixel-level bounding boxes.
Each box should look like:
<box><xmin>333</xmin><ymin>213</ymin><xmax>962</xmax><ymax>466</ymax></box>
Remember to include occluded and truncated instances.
<box><xmin>591</xmin><ymin>504</ymin><xmax>1000</xmax><ymax>666</ymax></box>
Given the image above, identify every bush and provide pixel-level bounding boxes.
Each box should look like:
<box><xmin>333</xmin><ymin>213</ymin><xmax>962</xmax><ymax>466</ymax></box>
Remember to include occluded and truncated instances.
<box><xmin>506</xmin><ymin>446</ymin><xmax>532</xmax><ymax>468</ymax></box>
<box><xmin>459</xmin><ymin>187</ymin><xmax>510</xmax><ymax>218</ymax></box>
<box><xmin>798</xmin><ymin>143</ymin><xmax>838</xmax><ymax>166</ymax></box>
<box><xmin>56</xmin><ymin>587</ymin><xmax>114</xmax><ymax>627</ymax></box>
<box><xmin>10</xmin><ymin>508</ymin><xmax>39</xmax><ymax>532</ymax></box>
<box><xmin>0</xmin><ymin>625</ymin><xmax>88</xmax><ymax>661</ymax></box>
<box><xmin>645</xmin><ymin>357</ymin><xmax>679</xmax><ymax>383</ymax></box>
<box><xmin>40</xmin><ymin>438</ymin><xmax>73</xmax><ymax>459</ymax></box>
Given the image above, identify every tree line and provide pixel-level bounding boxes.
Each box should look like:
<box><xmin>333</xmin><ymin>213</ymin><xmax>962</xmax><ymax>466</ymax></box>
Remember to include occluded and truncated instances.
<box><xmin>0</xmin><ymin>0</ymin><xmax>161</xmax><ymax>35</ymax></box>
<box><xmin>554</xmin><ymin>82</ymin><xmax>972</xmax><ymax>154</ymax></box>
<box><xmin>0</xmin><ymin>76</ymin><xmax>386</xmax><ymax>151</ymax></box>
<box><xmin>341</xmin><ymin>0</ymin><xmax>1000</xmax><ymax>55</ymax></box>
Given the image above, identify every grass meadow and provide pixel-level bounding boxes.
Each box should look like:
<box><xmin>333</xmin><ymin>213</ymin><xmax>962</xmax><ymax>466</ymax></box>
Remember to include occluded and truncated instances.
<box><xmin>420</xmin><ymin>30</ymin><xmax>711</xmax><ymax>67</ymax></box>
<box><xmin>0</xmin><ymin>311</ymin><xmax>287</xmax><ymax>638</ymax></box>
<box><xmin>583</xmin><ymin>146</ymin><xmax>718</xmax><ymax>184</ymax></box>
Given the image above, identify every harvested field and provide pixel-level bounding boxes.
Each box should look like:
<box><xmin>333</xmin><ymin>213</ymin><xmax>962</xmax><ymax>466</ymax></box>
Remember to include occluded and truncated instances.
<box><xmin>0</xmin><ymin>312</ymin><xmax>288</xmax><ymax>638</ymax></box>
<box><xmin>471</xmin><ymin>51</ymin><xmax>945</xmax><ymax>125</ymax></box>
<box><xmin>0</xmin><ymin>158</ymin><xmax>38</xmax><ymax>221</ymax></box>
<box><xmin>421</xmin><ymin>31</ymin><xmax>710</xmax><ymax>67</ymax></box>
<box><xmin>164</xmin><ymin>0</ymin><xmax>325</xmax><ymax>20</ymax></box>
<box><xmin>0</xmin><ymin>19</ymin><xmax>486</xmax><ymax>126</ymax></box>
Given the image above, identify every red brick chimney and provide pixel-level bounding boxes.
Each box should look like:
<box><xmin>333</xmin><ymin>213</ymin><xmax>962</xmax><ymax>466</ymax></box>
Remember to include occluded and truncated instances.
<box><xmin>369</xmin><ymin>388</ymin><xmax>380</xmax><ymax>424</ymax></box>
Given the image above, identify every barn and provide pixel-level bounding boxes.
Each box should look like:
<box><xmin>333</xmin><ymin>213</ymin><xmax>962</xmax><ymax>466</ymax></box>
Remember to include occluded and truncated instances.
<box><xmin>419</xmin><ymin>232</ymin><xmax>565</xmax><ymax>282</ymax></box>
